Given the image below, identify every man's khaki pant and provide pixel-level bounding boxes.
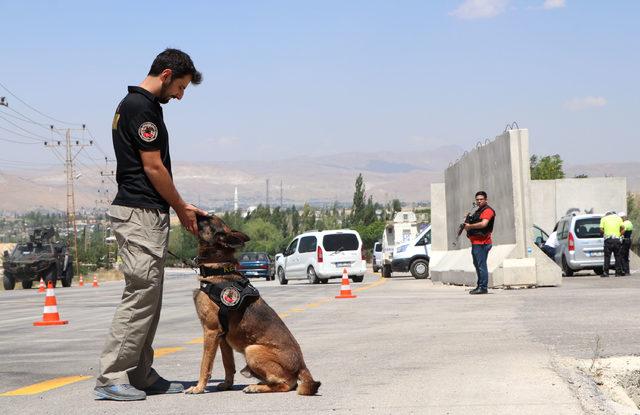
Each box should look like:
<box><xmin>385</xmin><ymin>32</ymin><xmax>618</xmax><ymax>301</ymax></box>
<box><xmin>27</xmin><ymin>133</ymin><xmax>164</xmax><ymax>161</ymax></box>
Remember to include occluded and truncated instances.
<box><xmin>96</xmin><ymin>205</ymin><xmax>169</xmax><ymax>388</ymax></box>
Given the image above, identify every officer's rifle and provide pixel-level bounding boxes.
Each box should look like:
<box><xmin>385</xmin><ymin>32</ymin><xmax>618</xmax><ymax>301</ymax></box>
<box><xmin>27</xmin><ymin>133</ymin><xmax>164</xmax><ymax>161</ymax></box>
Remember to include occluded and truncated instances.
<box><xmin>452</xmin><ymin>203</ymin><xmax>476</xmax><ymax>247</ymax></box>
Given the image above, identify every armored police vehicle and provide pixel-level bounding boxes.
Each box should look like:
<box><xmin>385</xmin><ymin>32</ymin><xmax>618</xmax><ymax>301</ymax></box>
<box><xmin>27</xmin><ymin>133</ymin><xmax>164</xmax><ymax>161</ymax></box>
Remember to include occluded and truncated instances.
<box><xmin>2</xmin><ymin>228</ymin><xmax>73</xmax><ymax>290</ymax></box>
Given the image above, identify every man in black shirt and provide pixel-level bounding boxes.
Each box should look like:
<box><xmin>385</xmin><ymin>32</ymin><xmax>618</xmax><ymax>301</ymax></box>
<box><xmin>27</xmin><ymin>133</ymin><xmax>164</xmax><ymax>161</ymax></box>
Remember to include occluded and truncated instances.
<box><xmin>95</xmin><ymin>48</ymin><xmax>206</xmax><ymax>401</ymax></box>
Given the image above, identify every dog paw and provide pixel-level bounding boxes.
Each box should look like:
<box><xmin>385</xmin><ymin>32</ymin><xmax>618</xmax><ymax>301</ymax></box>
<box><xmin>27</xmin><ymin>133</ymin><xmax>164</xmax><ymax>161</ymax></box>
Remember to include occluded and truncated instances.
<box><xmin>216</xmin><ymin>381</ymin><xmax>233</xmax><ymax>391</ymax></box>
<box><xmin>243</xmin><ymin>385</ymin><xmax>260</xmax><ymax>394</ymax></box>
<box><xmin>184</xmin><ymin>385</ymin><xmax>205</xmax><ymax>394</ymax></box>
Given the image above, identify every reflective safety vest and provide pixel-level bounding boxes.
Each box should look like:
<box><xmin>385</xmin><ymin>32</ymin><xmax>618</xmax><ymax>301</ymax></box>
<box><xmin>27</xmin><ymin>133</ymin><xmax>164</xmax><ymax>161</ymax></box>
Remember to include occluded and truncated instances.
<box><xmin>623</xmin><ymin>219</ymin><xmax>633</xmax><ymax>238</ymax></box>
<box><xmin>600</xmin><ymin>214</ymin><xmax>623</xmax><ymax>238</ymax></box>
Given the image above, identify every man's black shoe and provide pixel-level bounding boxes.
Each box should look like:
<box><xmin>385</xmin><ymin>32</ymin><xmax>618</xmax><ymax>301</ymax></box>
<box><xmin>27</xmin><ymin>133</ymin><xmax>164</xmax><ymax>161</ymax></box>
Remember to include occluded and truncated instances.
<box><xmin>94</xmin><ymin>384</ymin><xmax>146</xmax><ymax>401</ymax></box>
<box><xmin>141</xmin><ymin>377</ymin><xmax>184</xmax><ymax>395</ymax></box>
<box><xmin>469</xmin><ymin>287</ymin><xmax>488</xmax><ymax>295</ymax></box>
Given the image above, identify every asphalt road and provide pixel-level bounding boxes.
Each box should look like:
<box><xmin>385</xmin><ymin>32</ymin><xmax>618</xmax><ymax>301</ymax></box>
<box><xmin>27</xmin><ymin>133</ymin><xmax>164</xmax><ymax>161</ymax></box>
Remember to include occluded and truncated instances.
<box><xmin>0</xmin><ymin>269</ymin><xmax>638</xmax><ymax>414</ymax></box>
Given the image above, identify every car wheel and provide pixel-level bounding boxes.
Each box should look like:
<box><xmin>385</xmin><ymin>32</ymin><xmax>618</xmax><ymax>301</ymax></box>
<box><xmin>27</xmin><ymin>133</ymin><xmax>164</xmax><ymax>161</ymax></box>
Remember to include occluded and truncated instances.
<box><xmin>373</xmin><ymin>266</ymin><xmax>380</xmax><ymax>273</ymax></box>
<box><xmin>3</xmin><ymin>275</ymin><xmax>15</xmax><ymax>290</ymax></box>
<box><xmin>307</xmin><ymin>266</ymin><xmax>319</xmax><ymax>284</ymax></box>
<box><xmin>22</xmin><ymin>280</ymin><xmax>33</xmax><ymax>289</ymax></box>
<box><xmin>62</xmin><ymin>264</ymin><xmax>73</xmax><ymax>287</ymax></box>
<box><xmin>410</xmin><ymin>259</ymin><xmax>429</xmax><ymax>279</ymax></box>
<box><xmin>351</xmin><ymin>275</ymin><xmax>364</xmax><ymax>283</ymax></box>
<box><xmin>561</xmin><ymin>256</ymin><xmax>574</xmax><ymax>277</ymax></box>
<box><xmin>277</xmin><ymin>267</ymin><xmax>288</xmax><ymax>285</ymax></box>
<box><xmin>320</xmin><ymin>278</ymin><xmax>328</xmax><ymax>284</ymax></box>
<box><xmin>382</xmin><ymin>264</ymin><xmax>392</xmax><ymax>278</ymax></box>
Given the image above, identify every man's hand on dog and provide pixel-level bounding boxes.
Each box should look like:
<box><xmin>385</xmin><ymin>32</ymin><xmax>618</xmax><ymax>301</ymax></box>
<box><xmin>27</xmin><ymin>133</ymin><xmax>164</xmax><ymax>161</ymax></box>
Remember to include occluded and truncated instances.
<box><xmin>176</xmin><ymin>203</ymin><xmax>208</xmax><ymax>235</ymax></box>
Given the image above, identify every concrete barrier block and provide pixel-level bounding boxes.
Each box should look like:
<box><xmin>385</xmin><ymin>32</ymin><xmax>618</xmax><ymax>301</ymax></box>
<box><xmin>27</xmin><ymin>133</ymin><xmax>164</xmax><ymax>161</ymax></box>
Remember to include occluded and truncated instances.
<box><xmin>502</xmin><ymin>258</ymin><xmax>537</xmax><ymax>287</ymax></box>
<box><xmin>531</xmin><ymin>245</ymin><xmax>562</xmax><ymax>286</ymax></box>
<box><xmin>431</xmin><ymin>244</ymin><xmax>516</xmax><ymax>287</ymax></box>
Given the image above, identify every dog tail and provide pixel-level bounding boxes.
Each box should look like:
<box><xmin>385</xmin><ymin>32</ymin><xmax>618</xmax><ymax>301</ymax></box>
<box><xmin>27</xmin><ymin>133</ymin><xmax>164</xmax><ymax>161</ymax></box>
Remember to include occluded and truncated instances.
<box><xmin>297</xmin><ymin>366</ymin><xmax>321</xmax><ymax>396</ymax></box>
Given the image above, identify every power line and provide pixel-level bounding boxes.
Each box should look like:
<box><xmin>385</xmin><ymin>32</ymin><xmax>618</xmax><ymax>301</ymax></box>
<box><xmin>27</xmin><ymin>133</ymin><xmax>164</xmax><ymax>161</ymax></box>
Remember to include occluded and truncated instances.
<box><xmin>0</xmin><ymin>81</ymin><xmax>83</xmax><ymax>126</ymax></box>
<box><xmin>0</xmin><ymin>136</ymin><xmax>42</xmax><ymax>145</ymax></box>
<box><xmin>0</xmin><ymin>113</ymin><xmax>52</xmax><ymax>141</ymax></box>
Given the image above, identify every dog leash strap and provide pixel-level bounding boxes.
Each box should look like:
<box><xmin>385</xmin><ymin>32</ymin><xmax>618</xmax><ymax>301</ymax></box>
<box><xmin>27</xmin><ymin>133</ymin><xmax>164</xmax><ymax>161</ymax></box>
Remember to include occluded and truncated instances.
<box><xmin>167</xmin><ymin>250</ymin><xmax>199</xmax><ymax>273</ymax></box>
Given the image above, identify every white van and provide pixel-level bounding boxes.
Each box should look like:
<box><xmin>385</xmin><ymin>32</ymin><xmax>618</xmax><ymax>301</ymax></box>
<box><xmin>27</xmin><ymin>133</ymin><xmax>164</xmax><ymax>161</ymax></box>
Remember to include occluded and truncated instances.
<box><xmin>381</xmin><ymin>211</ymin><xmax>419</xmax><ymax>278</ymax></box>
<box><xmin>275</xmin><ymin>229</ymin><xmax>366</xmax><ymax>285</ymax></box>
<box><xmin>389</xmin><ymin>224</ymin><xmax>431</xmax><ymax>279</ymax></box>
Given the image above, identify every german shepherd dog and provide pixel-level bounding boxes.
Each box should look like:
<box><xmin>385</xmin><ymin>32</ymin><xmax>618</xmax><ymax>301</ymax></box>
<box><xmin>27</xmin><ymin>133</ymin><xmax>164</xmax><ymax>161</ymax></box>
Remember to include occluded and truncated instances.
<box><xmin>185</xmin><ymin>214</ymin><xmax>321</xmax><ymax>395</ymax></box>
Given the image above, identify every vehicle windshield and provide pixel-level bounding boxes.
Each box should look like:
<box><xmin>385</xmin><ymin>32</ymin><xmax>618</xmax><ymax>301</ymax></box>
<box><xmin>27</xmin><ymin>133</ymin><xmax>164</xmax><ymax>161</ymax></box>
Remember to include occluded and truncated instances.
<box><xmin>238</xmin><ymin>252</ymin><xmax>269</xmax><ymax>262</ymax></box>
<box><xmin>374</xmin><ymin>243</ymin><xmax>382</xmax><ymax>252</ymax></box>
<box><xmin>322</xmin><ymin>234</ymin><xmax>359</xmax><ymax>251</ymax></box>
<box><xmin>12</xmin><ymin>243</ymin><xmax>51</xmax><ymax>258</ymax></box>
<box><xmin>574</xmin><ymin>218</ymin><xmax>602</xmax><ymax>239</ymax></box>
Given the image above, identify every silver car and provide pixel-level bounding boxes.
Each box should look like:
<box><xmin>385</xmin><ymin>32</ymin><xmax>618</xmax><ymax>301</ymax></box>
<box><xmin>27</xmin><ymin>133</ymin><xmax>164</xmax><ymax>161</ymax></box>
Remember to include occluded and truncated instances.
<box><xmin>372</xmin><ymin>242</ymin><xmax>382</xmax><ymax>273</ymax></box>
<box><xmin>555</xmin><ymin>213</ymin><xmax>611</xmax><ymax>276</ymax></box>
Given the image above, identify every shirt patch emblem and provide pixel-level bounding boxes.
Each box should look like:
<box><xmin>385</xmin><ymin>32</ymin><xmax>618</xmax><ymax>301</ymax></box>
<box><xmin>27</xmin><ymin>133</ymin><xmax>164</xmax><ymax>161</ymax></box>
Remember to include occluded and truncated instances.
<box><xmin>138</xmin><ymin>122</ymin><xmax>158</xmax><ymax>142</ymax></box>
<box><xmin>220</xmin><ymin>287</ymin><xmax>240</xmax><ymax>307</ymax></box>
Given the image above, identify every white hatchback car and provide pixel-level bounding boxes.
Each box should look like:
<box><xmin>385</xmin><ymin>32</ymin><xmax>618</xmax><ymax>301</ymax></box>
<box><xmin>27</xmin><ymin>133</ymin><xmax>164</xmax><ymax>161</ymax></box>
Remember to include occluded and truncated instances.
<box><xmin>275</xmin><ymin>229</ymin><xmax>366</xmax><ymax>284</ymax></box>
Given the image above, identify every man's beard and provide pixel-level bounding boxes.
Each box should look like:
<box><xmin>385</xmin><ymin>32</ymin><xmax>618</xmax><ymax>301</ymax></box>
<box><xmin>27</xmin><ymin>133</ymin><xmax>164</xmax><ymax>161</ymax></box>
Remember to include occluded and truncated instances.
<box><xmin>158</xmin><ymin>82</ymin><xmax>173</xmax><ymax>104</ymax></box>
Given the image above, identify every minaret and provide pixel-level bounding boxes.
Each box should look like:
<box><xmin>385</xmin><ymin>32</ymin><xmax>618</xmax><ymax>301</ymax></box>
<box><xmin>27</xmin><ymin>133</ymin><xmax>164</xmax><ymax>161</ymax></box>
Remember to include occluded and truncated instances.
<box><xmin>234</xmin><ymin>186</ymin><xmax>239</xmax><ymax>212</ymax></box>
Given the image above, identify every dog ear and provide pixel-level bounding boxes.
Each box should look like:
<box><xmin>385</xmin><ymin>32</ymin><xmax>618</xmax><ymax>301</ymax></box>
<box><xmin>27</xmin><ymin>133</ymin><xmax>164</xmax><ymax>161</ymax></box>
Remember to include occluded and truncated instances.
<box><xmin>221</xmin><ymin>230</ymin><xmax>251</xmax><ymax>249</ymax></box>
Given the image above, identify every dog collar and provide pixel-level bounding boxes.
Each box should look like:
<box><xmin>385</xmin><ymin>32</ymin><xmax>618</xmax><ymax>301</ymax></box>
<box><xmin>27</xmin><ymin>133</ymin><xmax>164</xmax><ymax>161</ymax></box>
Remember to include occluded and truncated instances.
<box><xmin>199</xmin><ymin>264</ymin><xmax>238</xmax><ymax>277</ymax></box>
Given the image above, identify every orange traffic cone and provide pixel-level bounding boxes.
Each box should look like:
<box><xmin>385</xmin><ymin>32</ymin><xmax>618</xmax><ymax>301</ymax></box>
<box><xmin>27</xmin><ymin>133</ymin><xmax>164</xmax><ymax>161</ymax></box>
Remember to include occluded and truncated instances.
<box><xmin>92</xmin><ymin>274</ymin><xmax>99</xmax><ymax>287</ymax></box>
<box><xmin>78</xmin><ymin>274</ymin><xmax>84</xmax><ymax>287</ymax></box>
<box><xmin>38</xmin><ymin>278</ymin><xmax>45</xmax><ymax>293</ymax></box>
<box><xmin>33</xmin><ymin>281</ymin><xmax>68</xmax><ymax>326</ymax></box>
<box><xmin>335</xmin><ymin>268</ymin><xmax>357</xmax><ymax>299</ymax></box>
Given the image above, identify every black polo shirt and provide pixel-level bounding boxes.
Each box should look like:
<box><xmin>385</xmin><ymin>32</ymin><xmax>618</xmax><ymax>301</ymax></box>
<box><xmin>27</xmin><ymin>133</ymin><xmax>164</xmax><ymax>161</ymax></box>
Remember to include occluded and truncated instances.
<box><xmin>111</xmin><ymin>86</ymin><xmax>172</xmax><ymax>212</ymax></box>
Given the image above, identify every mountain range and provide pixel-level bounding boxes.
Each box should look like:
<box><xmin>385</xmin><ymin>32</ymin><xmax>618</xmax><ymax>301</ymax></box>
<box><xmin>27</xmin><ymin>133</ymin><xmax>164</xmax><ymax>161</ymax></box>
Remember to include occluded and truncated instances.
<box><xmin>1</xmin><ymin>146</ymin><xmax>638</xmax><ymax>212</ymax></box>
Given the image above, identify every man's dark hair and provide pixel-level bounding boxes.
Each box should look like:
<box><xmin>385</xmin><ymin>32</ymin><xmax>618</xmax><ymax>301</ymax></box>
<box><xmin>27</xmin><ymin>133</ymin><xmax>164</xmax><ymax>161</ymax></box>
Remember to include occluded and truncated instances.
<box><xmin>475</xmin><ymin>191</ymin><xmax>488</xmax><ymax>199</ymax></box>
<box><xmin>149</xmin><ymin>48</ymin><xmax>202</xmax><ymax>85</ymax></box>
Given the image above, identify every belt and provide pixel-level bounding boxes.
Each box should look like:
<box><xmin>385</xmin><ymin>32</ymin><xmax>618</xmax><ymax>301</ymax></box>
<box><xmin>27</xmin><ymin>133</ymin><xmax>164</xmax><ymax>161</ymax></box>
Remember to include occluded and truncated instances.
<box><xmin>604</xmin><ymin>236</ymin><xmax>621</xmax><ymax>240</ymax></box>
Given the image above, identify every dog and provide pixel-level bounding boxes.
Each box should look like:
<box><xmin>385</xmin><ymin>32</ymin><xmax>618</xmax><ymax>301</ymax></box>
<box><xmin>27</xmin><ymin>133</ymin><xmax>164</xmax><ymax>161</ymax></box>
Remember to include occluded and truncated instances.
<box><xmin>185</xmin><ymin>214</ymin><xmax>321</xmax><ymax>395</ymax></box>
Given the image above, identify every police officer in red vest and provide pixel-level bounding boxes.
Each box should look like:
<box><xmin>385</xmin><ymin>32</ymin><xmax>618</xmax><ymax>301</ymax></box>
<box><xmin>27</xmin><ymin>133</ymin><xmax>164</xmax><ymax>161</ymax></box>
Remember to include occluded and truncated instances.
<box><xmin>464</xmin><ymin>191</ymin><xmax>496</xmax><ymax>295</ymax></box>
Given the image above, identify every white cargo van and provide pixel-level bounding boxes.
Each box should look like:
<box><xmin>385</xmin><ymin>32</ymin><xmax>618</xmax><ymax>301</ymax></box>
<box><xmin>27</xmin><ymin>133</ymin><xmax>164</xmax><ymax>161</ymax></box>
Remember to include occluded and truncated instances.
<box><xmin>275</xmin><ymin>229</ymin><xmax>366</xmax><ymax>285</ymax></box>
<box><xmin>389</xmin><ymin>225</ymin><xmax>431</xmax><ymax>279</ymax></box>
<box><xmin>381</xmin><ymin>211</ymin><xmax>419</xmax><ymax>278</ymax></box>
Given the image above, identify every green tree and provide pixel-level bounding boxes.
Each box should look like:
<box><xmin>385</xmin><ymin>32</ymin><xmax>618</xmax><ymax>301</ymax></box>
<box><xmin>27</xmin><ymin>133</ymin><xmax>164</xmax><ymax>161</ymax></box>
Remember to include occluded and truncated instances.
<box><xmin>627</xmin><ymin>193</ymin><xmax>639</xmax><ymax>246</ymax></box>
<box><xmin>242</xmin><ymin>219</ymin><xmax>286</xmax><ymax>255</ymax></box>
<box><xmin>363</xmin><ymin>196</ymin><xmax>376</xmax><ymax>225</ymax></box>
<box><xmin>530</xmin><ymin>154</ymin><xmax>565</xmax><ymax>180</ymax></box>
<box><xmin>290</xmin><ymin>205</ymin><xmax>300</xmax><ymax>235</ymax></box>
<box><xmin>353</xmin><ymin>220</ymin><xmax>386</xmax><ymax>252</ymax></box>
<box><xmin>300</xmin><ymin>203</ymin><xmax>316</xmax><ymax>232</ymax></box>
<box><xmin>350</xmin><ymin>173</ymin><xmax>366</xmax><ymax>226</ymax></box>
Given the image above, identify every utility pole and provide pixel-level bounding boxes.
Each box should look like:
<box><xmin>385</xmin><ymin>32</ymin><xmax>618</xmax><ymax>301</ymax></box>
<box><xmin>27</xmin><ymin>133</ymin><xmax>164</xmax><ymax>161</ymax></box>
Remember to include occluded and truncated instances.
<box><xmin>280</xmin><ymin>180</ymin><xmax>283</xmax><ymax>208</ymax></box>
<box><xmin>97</xmin><ymin>157</ymin><xmax>116</xmax><ymax>207</ymax></box>
<box><xmin>45</xmin><ymin>128</ymin><xmax>93</xmax><ymax>278</ymax></box>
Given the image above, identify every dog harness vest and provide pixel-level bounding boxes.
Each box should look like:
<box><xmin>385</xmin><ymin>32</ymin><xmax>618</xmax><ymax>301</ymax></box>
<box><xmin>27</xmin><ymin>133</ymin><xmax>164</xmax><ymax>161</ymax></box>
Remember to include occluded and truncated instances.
<box><xmin>199</xmin><ymin>276</ymin><xmax>260</xmax><ymax>334</ymax></box>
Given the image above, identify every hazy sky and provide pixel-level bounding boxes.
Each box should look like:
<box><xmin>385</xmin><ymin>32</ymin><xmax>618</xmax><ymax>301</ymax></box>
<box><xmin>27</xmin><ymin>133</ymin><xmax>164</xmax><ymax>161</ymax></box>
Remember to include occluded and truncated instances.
<box><xmin>1</xmin><ymin>0</ymin><xmax>638</xmax><ymax>167</ymax></box>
